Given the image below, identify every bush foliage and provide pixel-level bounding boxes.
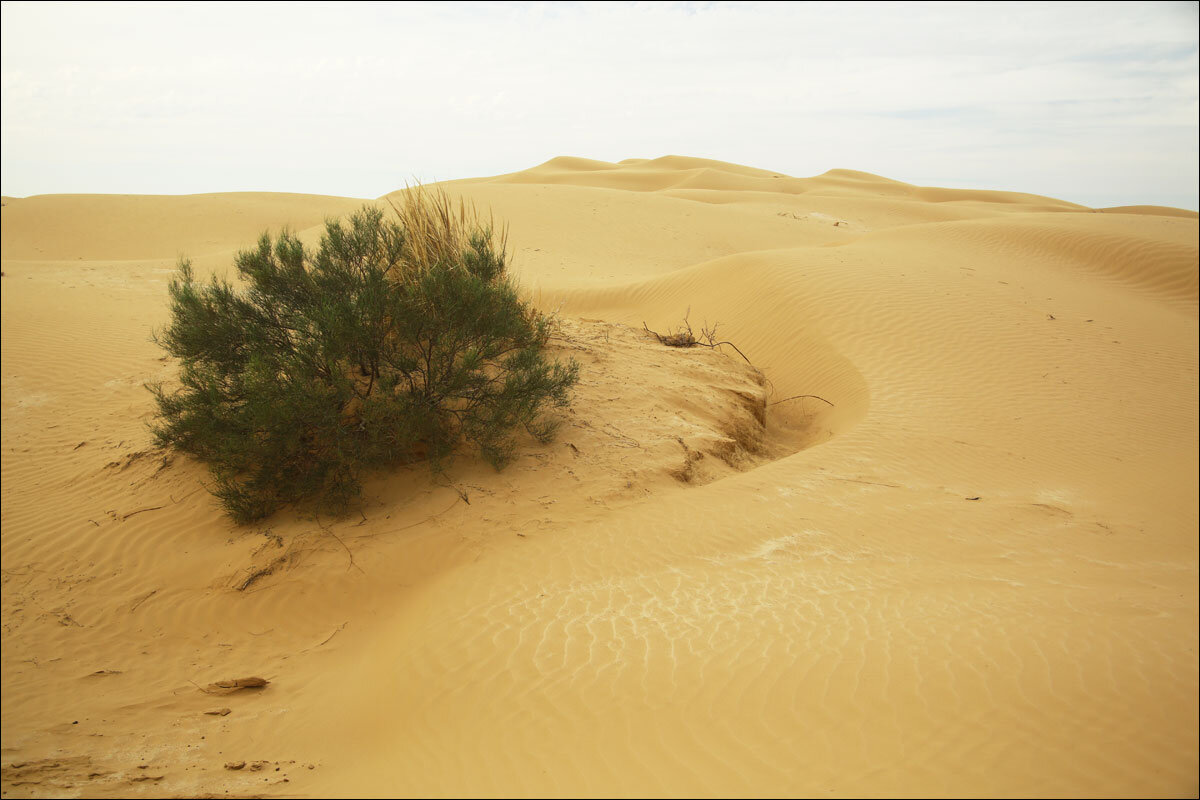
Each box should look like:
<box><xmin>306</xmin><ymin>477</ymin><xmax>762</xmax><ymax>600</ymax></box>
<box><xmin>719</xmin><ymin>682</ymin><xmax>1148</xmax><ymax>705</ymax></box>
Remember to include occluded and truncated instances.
<box><xmin>149</xmin><ymin>189</ymin><xmax>579</xmax><ymax>523</ymax></box>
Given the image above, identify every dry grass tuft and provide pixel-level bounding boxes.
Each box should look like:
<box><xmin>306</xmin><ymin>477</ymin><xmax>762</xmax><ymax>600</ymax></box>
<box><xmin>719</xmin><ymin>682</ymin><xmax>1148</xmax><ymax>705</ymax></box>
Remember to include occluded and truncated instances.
<box><xmin>385</xmin><ymin>183</ymin><xmax>508</xmax><ymax>278</ymax></box>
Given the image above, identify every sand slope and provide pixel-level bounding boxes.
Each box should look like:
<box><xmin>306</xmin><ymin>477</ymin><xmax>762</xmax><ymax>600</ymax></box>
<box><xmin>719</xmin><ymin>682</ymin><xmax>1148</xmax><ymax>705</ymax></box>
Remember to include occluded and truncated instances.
<box><xmin>2</xmin><ymin>158</ymin><xmax>1197</xmax><ymax>798</ymax></box>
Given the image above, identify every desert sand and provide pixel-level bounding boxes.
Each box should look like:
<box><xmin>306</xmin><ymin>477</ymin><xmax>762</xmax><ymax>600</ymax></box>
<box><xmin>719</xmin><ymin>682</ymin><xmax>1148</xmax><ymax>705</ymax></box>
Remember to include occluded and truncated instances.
<box><xmin>2</xmin><ymin>156</ymin><xmax>1197</xmax><ymax>798</ymax></box>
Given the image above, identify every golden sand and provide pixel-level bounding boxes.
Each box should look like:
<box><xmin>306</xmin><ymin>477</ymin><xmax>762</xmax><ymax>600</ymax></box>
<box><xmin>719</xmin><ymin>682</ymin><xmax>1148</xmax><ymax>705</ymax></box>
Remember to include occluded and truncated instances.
<box><xmin>2</xmin><ymin>157</ymin><xmax>1197</xmax><ymax>797</ymax></box>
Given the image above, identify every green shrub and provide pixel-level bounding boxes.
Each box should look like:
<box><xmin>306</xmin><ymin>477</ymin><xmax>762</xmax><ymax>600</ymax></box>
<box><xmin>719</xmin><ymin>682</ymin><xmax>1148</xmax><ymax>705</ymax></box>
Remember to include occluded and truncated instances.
<box><xmin>148</xmin><ymin>189</ymin><xmax>579</xmax><ymax>523</ymax></box>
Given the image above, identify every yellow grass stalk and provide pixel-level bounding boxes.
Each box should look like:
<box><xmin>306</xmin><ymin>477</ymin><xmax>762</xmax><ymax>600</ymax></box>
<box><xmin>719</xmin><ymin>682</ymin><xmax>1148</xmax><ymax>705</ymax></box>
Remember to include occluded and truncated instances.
<box><xmin>384</xmin><ymin>183</ymin><xmax>508</xmax><ymax>279</ymax></box>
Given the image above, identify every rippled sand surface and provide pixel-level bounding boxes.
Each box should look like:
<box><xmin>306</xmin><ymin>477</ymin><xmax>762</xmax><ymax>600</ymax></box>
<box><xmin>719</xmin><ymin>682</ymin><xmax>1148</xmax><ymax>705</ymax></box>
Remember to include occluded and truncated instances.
<box><xmin>3</xmin><ymin>157</ymin><xmax>1197</xmax><ymax>797</ymax></box>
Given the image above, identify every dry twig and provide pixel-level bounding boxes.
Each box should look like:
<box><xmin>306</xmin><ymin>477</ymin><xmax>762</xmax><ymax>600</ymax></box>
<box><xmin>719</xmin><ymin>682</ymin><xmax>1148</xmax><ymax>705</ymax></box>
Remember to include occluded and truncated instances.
<box><xmin>643</xmin><ymin>308</ymin><xmax>753</xmax><ymax>364</ymax></box>
<box><xmin>314</xmin><ymin>516</ymin><xmax>364</xmax><ymax>574</ymax></box>
<box><xmin>120</xmin><ymin>505</ymin><xmax>165</xmax><ymax>521</ymax></box>
<box><xmin>767</xmin><ymin>394</ymin><xmax>835</xmax><ymax>407</ymax></box>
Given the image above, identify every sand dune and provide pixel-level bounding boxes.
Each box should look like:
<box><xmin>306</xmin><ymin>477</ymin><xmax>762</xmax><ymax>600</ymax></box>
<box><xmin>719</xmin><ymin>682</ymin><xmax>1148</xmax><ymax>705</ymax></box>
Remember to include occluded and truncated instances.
<box><xmin>0</xmin><ymin>192</ymin><xmax>367</xmax><ymax>262</ymax></box>
<box><xmin>2</xmin><ymin>157</ymin><xmax>1197</xmax><ymax>798</ymax></box>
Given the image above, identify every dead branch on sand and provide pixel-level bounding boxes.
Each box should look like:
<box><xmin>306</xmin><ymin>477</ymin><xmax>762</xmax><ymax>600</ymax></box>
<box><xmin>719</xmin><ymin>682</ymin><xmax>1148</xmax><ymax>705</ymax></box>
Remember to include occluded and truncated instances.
<box><xmin>313</xmin><ymin>516</ymin><xmax>364</xmax><ymax>575</ymax></box>
<box><xmin>644</xmin><ymin>310</ymin><xmax>835</xmax><ymax>411</ymax></box>
<box><xmin>643</xmin><ymin>308</ymin><xmax>753</xmax><ymax>364</ymax></box>
<box><xmin>768</xmin><ymin>394</ymin><xmax>834</xmax><ymax>407</ymax></box>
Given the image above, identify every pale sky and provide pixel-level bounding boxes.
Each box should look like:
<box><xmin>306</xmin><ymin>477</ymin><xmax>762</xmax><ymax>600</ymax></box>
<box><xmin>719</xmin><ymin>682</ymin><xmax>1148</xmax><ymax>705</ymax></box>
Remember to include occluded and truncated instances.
<box><xmin>2</xmin><ymin>1</ymin><xmax>1197</xmax><ymax>209</ymax></box>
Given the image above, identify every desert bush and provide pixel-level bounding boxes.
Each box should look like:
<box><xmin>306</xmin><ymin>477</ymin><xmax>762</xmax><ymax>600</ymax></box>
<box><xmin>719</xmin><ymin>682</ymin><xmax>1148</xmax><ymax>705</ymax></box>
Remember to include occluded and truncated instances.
<box><xmin>148</xmin><ymin>188</ymin><xmax>579</xmax><ymax>523</ymax></box>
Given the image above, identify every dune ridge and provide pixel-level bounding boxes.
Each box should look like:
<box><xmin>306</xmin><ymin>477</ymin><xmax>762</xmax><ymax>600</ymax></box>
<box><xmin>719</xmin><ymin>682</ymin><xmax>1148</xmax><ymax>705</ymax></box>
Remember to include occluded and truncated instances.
<box><xmin>2</xmin><ymin>156</ymin><xmax>1197</xmax><ymax>798</ymax></box>
<box><xmin>485</xmin><ymin>156</ymin><xmax>1091</xmax><ymax>211</ymax></box>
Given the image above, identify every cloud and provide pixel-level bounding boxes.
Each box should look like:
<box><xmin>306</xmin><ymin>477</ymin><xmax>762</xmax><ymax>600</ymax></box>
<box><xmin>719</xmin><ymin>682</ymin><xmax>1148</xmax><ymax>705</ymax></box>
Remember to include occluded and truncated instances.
<box><xmin>2</xmin><ymin>1</ymin><xmax>1197</xmax><ymax>208</ymax></box>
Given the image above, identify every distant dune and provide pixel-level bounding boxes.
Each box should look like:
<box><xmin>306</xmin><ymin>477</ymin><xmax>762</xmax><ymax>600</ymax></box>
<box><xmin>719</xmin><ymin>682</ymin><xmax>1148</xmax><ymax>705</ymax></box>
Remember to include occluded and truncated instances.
<box><xmin>0</xmin><ymin>192</ymin><xmax>367</xmax><ymax>262</ymax></box>
<box><xmin>2</xmin><ymin>157</ymin><xmax>1196</xmax><ymax>798</ymax></box>
<box><xmin>1099</xmin><ymin>204</ymin><xmax>1200</xmax><ymax>219</ymax></box>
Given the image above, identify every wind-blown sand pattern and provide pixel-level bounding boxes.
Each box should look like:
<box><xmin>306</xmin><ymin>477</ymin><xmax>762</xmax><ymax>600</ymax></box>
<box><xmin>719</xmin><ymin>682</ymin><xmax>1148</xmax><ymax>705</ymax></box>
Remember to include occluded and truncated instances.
<box><xmin>2</xmin><ymin>157</ymin><xmax>1197</xmax><ymax>798</ymax></box>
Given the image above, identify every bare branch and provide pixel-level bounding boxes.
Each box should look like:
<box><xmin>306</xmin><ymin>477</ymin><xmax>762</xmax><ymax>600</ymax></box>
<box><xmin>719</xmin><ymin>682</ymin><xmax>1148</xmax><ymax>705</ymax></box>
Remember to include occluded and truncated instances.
<box><xmin>768</xmin><ymin>394</ymin><xmax>834</xmax><ymax>407</ymax></box>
